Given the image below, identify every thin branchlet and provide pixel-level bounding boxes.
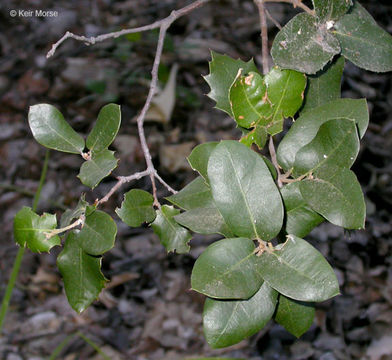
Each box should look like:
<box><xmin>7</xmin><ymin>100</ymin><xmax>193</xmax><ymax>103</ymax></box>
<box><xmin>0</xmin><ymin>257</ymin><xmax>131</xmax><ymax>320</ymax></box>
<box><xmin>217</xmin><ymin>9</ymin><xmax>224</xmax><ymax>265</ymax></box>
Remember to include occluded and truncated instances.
<box><xmin>47</xmin><ymin>0</ymin><xmax>209</xmax><ymax>206</ymax></box>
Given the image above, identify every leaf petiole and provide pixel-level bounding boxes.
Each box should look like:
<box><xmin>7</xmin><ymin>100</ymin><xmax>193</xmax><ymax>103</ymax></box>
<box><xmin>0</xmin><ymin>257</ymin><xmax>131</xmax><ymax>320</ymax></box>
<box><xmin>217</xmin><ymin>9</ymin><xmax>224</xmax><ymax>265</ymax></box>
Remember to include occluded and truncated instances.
<box><xmin>44</xmin><ymin>216</ymin><xmax>85</xmax><ymax>240</ymax></box>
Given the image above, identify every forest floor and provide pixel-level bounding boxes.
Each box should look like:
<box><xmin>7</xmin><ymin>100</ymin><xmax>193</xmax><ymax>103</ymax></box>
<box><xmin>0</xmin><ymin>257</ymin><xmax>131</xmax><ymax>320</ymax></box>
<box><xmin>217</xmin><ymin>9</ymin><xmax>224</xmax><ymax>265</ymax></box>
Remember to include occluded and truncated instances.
<box><xmin>0</xmin><ymin>0</ymin><xmax>391</xmax><ymax>359</ymax></box>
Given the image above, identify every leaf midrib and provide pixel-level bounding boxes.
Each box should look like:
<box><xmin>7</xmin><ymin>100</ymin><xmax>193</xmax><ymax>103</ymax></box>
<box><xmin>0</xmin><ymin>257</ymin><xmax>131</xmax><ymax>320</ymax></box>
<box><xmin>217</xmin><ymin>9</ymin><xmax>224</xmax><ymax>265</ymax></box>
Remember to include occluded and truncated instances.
<box><xmin>224</xmin><ymin>146</ymin><xmax>259</xmax><ymax>239</ymax></box>
<box><xmin>41</xmin><ymin>117</ymin><xmax>82</xmax><ymax>153</ymax></box>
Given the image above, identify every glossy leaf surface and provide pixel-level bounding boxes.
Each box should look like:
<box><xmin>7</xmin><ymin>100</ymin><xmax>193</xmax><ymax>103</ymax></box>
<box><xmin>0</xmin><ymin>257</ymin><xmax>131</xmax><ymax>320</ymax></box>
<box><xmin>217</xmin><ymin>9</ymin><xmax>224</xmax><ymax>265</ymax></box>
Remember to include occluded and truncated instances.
<box><xmin>191</xmin><ymin>238</ymin><xmax>262</xmax><ymax>299</ymax></box>
<box><xmin>281</xmin><ymin>182</ymin><xmax>324</xmax><ymax>238</ymax></box>
<box><xmin>203</xmin><ymin>282</ymin><xmax>277</xmax><ymax>348</ymax></box>
<box><xmin>204</xmin><ymin>51</ymin><xmax>258</xmax><ymax>116</ymax></box>
<box><xmin>174</xmin><ymin>207</ymin><xmax>234</xmax><ymax>238</ymax></box>
<box><xmin>275</xmin><ymin>295</ymin><xmax>315</xmax><ymax>338</ymax></box>
<box><xmin>256</xmin><ymin>235</ymin><xmax>339</xmax><ymax>302</ymax></box>
<box><xmin>300</xmin><ymin>166</ymin><xmax>366</xmax><ymax>229</ymax></box>
<box><xmin>151</xmin><ymin>205</ymin><xmax>191</xmax><ymax>254</ymax></box>
<box><xmin>28</xmin><ymin>104</ymin><xmax>84</xmax><ymax>154</ymax></box>
<box><xmin>57</xmin><ymin>231</ymin><xmax>106</xmax><ymax>313</ymax></box>
<box><xmin>14</xmin><ymin>206</ymin><xmax>60</xmax><ymax>253</ymax></box>
<box><xmin>271</xmin><ymin>13</ymin><xmax>341</xmax><ymax>74</ymax></box>
<box><xmin>208</xmin><ymin>141</ymin><xmax>283</xmax><ymax>240</ymax></box>
<box><xmin>187</xmin><ymin>142</ymin><xmax>218</xmax><ymax>181</ymax></box>
<box><xmin>301</xmin><ymin>56</ymin><xmax>345</xmax><ymax>113</ymax></box>
<box><xmin>78</xmin><ymin>210</ymin><xmax>117</xmax><ymax>255</ymax></box>
<box><xmin>293</xmin><ymin>118</ymin><xmax>359</xmax><ymax>176</ymax></box>
<box><xmin>116</xmin><ymin>189</ymin><xmax>156</xmax><ymax>227</ymax></box>
<box><xmin>263</xmin><ymin>68</ymin><xmax>307</xmax><ymax>134</ymax></box>
<box><xmin>166</xmin><ymin>177</ymin><xmax>214</xmax><ymax>210</ymax></box>
<box><xmin>334</xmin><ymin>2</ymin><xmax>392</xmax><ymax>72</ymax></box>
<box><xmin>78</xmin><ymin>149</ymin><xmax>118</xmax><ymax>189</ymax></box>
<box><xmin>86</xmin><ymin>103</ymin><xmax>121</xmax><ymax>152</ymax></box>
<box><xmin>277</xmin><ymin>99</ymin><xmax>368</xmax><ymax>171</ymax></box>
<box><xmin>229</xmin><ymin>71</ymin><xmax>270</xmax><ymax>128</ymax></box>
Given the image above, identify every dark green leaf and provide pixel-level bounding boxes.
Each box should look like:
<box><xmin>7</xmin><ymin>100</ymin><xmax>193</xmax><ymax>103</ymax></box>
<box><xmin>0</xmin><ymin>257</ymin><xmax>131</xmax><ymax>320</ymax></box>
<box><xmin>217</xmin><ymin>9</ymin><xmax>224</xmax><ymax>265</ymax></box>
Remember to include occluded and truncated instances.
<box><xmin>271</xmin><ymin>13</ymin><xmax>341</xmax><ymax>74</ymax></box>
<box><xmin>60</xmin><ymin>194</ymin><xmax>89</xmax><ymax>228</ymax></box>
<box><xmin>281</xmin><ymin>182</ymin><xmax>324</xmax><ymax>237</ymax></box>
<box><xmin>229</xmin><ymin>71</ymin><xmax>270</xmax><ymax>128</ymax></box>
<box><xmin>262</xmin><ymin>155</ymin><xmax>278</xmax><ymax>180</ymax></box>
<box><xmin>57</xmin><ymin>231</ymin><xmax>107</xmax><ymax>313</ymax></box>
<box><xmin>78</xmin><ymin>210</ymin><xmax>117</xmax><ymax>255</ymax></box>
<box><xmin>166</xmin><ymin>177</ymin><xmax>214</xmax><ymax>210</ymax></box>
<box><xmin>277</xmin><ymin>98</ymin><xmax>368</xmax><ymax>171</ymax></box>
<box><xmin>116</xmin><ymin>189</ymin><xmax>156</xmax><ymax>227</ymax></box>
<box><xmin>86</xmin><ymin>104</ymin><xmax>121</xmax><ymax>152</ymax></box>
<box><xmin>300</xmin><ymin>166</ymin><xmax>365</xmax><ymax>229</ymax></box>
<box><xmin>187</xmin><ymin>142</ymin><xmax>218</xmax><ymax>181</ymax></box>
<box><xmin>175</xmin><ymin>207</ymin><xmax>234</xmax><ymax>238</ymax></box>
<box><xmin>263</xmin><ymin>67</ymin><xmax>307</xmax><ymax>134</ymax></box>
<box><xmin>78</xmin><ymin>149</ymin><xmax>118</xmax><ymax>189</ymax></box>
<box><xmin>293</xmin><ymin>118</ymin><xmax>359</xmax><ymax>176</ymax></box>
<box><xmin>191</xmin><ymin>238</ymin><xmax>262</xmax><ymax>299</ymax></box>
<box><xmin>313</xmin><ymin>0</ymin><xmax>352</xmax><ymax>21</ymax></box>
<box><xmin>204</xmin><ymin>51</ymin><xmax>258</xmax><ymax>116</ymax></box>
<box><xmin>13</xmin><ymin>206</ymin><xmax>60</xmax><ymax>253</ymax></box>
<box><xmin>208</xmin><ymin>141</ymin><xmax>283</xmax><ymax>240</ymax></box>
<box><xmin>240</xmin><ymin>126</ymin><xmax>268</xmax><ymax>150</ymax></box>
<box><xmin>151</xmin><ymin>205</ymin><xmax>191</xmax><ymax>254</ymax></box>
<box><xmin>333</xmin><ymin>2</ymin><xmax>392</xmax><ymax>72</ymax></box>
<box><xmin>301</xmin><ymin>56</ymin><xmax>345</xmax><ymax>113</ymax></box>
<box><xmin>28</xmin><ymin>104</ymin><xmax>85</xmax><ymax>154</ymax></box>
<box><xmin>230</xmin><ymin>68</ymin><xmax>306</xmax><ymax>135</ymax></box>
<box><xmin>256</xmin><ymin>235</ymin><xmax>339</xmax><ymax>302</ymax></box>
<box><xmin>203</xmin><ymin>282</ymin><xmax>277</xmax><ymax>348</ymax></box>
<box><xmin>275</xmin><ymin>294</ymin><xmax>315</xmax><ymax>338</ymax></box>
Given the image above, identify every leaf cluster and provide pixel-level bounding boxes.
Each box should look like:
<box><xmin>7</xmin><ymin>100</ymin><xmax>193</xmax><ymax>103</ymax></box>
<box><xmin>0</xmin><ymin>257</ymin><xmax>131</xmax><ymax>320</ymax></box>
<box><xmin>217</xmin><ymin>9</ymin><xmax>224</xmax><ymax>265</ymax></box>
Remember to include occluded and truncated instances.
<box><xmin>12</xmin><ymin>0</ymin><xmax>392</xmax><ymax>350</ymax></box>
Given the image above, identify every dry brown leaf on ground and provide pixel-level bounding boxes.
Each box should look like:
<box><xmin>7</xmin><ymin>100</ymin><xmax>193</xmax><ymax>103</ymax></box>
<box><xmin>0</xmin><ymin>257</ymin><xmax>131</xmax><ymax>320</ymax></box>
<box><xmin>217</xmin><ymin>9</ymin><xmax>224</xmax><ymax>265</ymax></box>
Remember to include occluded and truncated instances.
<box><xmin>145</xmin><ymin>63</ymin><xmax>178</xmax><ymax>124</ymax></box>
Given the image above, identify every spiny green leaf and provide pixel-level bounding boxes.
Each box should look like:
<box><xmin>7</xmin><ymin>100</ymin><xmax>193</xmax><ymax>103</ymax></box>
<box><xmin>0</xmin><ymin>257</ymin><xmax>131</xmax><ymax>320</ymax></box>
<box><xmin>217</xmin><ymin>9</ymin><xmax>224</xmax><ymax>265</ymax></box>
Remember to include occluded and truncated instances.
<box><xmin>301</xmin><ymin>56</ymin><xmax>345</xmax><ymax>113</ymax></box>
<box><xmin>333</xmin><ymin>2</ymin><xmax>392</xmax><ymax>72</ymax></box>
<box><xmin>229</xmin><ymin>71</ymin><xmax>270</xmax><ymax>128</ymax></box>
<box><xmin>281</xmin><ymin>182</ymin><xmax>324</xmax><ymax>238</ymax></box>
<box><xmin>166</xmin><ymin>177</ymin><xmax>214</xmax><ymax>210</ymax></box>
<box><xmin>57</xmin><ymin>231</ymin><xmax>107</xmax><ymax>313</ymax></box>
<box><xmin>86</xmin><ymin>103</ymin><xmax>121</xmax><ymax>152</ymax></box>
<box><xmin>208</xmin><ymin>141</ymin><xmax>283</xmax><ymax>240</ymax></box>
<box><xmin>203</xmin><ymin>282</ymin><xmax>277</xmax><ymax>348</ymax></box>
<box><xmin>151</xmin><ymin>205</ymin><xmax>191</xmax><ymax>254</ymax></box>
<box><xmin>239</xmin><ymin>125</ymin><xmax>268</xmax><ymax>150</ymax></box>
<box><xmin>312</xmin><ymin>0</ymin><xmax>352</xmax><ymax>22</ymax></box>
<box><xmin>187</xmin><ymin>142</ymin><xmax>218</xmax><ymax>181</ymax></box>
<box><xmin>191</xmin><ymin>238</ymin><xmax>262</xmax><ymax>299</ymax></box>
<box><xmin>116</xmin><ymin>189</ymin><xmax>156</xmax><ymax>227</ymax></box>
<box><xmin>78</xmin><ymin>210</ymin><xmax>117</xmax><ymax>256</ymax></box>
<box><xmin>271</xmin><ymin>13</ymin><xmax>341</xmax><ymax>74</ymax></box>
<box><xmin>300</xmin><ymin>166</ymin><xmax>365</xmax><ymax>229</ymax></box>
<box><xmin>275</xmin><ymin>294</ymin><xmax>315</xmax><ymax>338</ymax></box>
<box><xmin>293</xmin><ymin>118</ymin><xmax>359</xmax><ymax>176</ymax></box>
<box><xmin>204</xmin><ymin>51</ymin><xmax>258</xmax><ymax>116</ymax></box>
<box><xmin>263</xmin><ymin>67</ymin><xmax>307</xmax><ymax>134</ymax></box>
<box><xmin>28</xmin><ymin>104</ymin><xmax>85</xmax><ymax>154</ymax></box>
<box><xmin>78</xmin><ymin>149</ymin><xmax>118</xmax><ymax>189</ymax></box>
<box><xmin>255</xmin><ymin>235</ymin><xmax>339</xmax><ymax>302</ymax></box>
<box><xmin>60</xmin><ymin>194</ymin><xmax>89</xmax><ymax>228</ymax></box>
<box><xmin>174</xmin><ymin>207</ymin><xmax>234</xmax><ymax>238</ymax></box>
<box><xmin>277</xmin><ymin>98</ymin><xmax>368</xmax><ymax>171</ymax></box>
<box><xmin>13</xmin><ymin>206</ymin><xmax>60</xmax><ymax>253</ymax></box>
